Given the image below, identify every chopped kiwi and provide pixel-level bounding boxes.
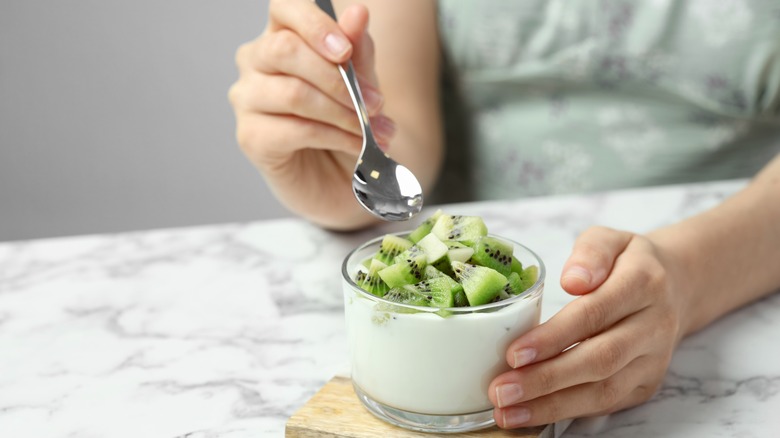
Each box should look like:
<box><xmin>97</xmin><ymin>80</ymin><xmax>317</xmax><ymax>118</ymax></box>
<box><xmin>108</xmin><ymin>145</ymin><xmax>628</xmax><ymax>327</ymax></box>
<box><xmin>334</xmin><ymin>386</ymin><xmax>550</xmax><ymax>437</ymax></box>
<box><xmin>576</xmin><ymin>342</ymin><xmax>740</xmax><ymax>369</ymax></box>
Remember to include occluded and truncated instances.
<box><xmin>432</xmin><ymin>241</ymin><xmax>474</xmax><ymax>276</ymax></box>
<box><xmin>374</xmin><ymin>234</ymin><xmax>414</xmax><ymax>265</ymax></box>
<box><xmin>504</xmin><ymin>271</ymin><xmax>524</xmax><ymax>295</ymax></box>
<box><xmin>383</xmin><ymin>286</ymin><xmax>432</xmax><ymax>307</ymax></box>
<box><xmin>407</xmin><ymin>209</ymin><xmax>443</xmax><ymax>243</ymax></box>
<box><xmin>383</xmin><ymin>277</ymin><xmax>457</xmax><ymax>308</ymax></box>
<box><xmin>378</xmin><ymin>254</ymin><xmax>427</xmax><ymax>288</ymax></box>
<box><xmin>393</xmin><ymin>244</ymin><xmax>425</xmax><ymax>264</ymax></box>
<box><xmin>518</xmin><ymin>265</ymin><xmax>539</xmax><ymax>291</ymax></box>
<box><xmin>452</xmin><ymin>287</ymin><xmax>469</xmax><ymax>307</ymax></box>
<box><xmin>414</xmin><ymin>233</ymin><xmax>449</xmax><ymax>263</ymax></box>
<box><xmin>444</xmin><ymin>241</ymin><xmax>475</xmax><ymax>263</ymax></box>
<box><xmin>431</xmin><ymin>214</ymin><xmax>488</xmax><ymax>246</ymax></box>
<box><xmin>470</xmin><ymin>236</ymin><xmax>514</xmax><ymax>277</ymax></box>
<box><xmin>395</xmin><ymin>233</ymin><xmax>448</xmax><ymax>265</ymax></box>
<box><xmin>355</xmin><ymin>259</ymin><xmax>390</xmax><ymax>297</ymax></box>
<box><xmin>424</xmin><ymin>265</ymin><xmax>448</xmax><ymax>279</ymax></box>
<box><xmin>352</xmin><ymin>210</ymin><xmax>541</xmax><ymax>313</ymax></box>
<box><xmin>510</xmin><ymin>256</ymin><xmax>524</xmax><ymax>275</ymax></box>
<box><xmin>451</xmin><ymin>261</ymin><xmax>508</xmax><ymax>306</ymax></box>
<box><xmin>491</xmin><ymin>288</ymin><xmax>511</xmax><ymax>303</ymax></box>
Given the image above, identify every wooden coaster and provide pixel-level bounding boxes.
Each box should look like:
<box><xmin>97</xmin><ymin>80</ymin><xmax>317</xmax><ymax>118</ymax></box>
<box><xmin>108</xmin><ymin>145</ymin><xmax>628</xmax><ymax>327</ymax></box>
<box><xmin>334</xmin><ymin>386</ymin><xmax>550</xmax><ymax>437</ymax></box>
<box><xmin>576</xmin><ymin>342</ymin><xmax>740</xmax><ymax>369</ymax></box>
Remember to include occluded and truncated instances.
<box><xmin>286</xmin><ymin>376</ymin><xmax>547</xmax><ymax>437</ymax></box>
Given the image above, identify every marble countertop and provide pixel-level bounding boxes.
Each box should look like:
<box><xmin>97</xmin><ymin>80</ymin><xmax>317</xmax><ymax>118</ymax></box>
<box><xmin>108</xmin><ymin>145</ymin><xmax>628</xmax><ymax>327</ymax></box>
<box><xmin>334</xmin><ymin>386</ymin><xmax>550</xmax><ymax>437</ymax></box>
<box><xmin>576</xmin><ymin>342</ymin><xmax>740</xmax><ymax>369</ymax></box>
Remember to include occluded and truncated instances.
<box><xmin>1</xmin><ymin>179</ymin><xmax>778</xmax><ymax>437</ymax></box>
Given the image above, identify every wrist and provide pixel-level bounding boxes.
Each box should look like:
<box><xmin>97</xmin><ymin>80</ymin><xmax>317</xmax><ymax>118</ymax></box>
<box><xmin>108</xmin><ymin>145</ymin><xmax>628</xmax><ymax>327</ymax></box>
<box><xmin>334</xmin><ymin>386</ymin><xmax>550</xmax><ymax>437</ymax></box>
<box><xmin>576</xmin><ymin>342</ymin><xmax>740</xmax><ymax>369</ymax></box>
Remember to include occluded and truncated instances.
<box><xmin>645</xmin><ymin>175</ymin><xmax>780</xmax><ymax>338</ymax></box>
<box><xmin>645</xmin><ymin>227</ymin><xmax>701</xmax><ymax>340</ymax></box>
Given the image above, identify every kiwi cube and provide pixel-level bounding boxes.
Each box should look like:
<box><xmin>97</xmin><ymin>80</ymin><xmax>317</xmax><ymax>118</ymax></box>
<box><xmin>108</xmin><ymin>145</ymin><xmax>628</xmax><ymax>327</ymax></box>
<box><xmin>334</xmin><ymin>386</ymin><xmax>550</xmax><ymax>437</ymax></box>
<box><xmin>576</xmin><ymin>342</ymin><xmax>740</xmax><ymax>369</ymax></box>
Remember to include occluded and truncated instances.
<box><xmin>504</xmin><ymin>271</ymin><xmax>524</xmax><ymax>295</ymax></box>
<box><xmin>470</xmin><ymin>236</ymin><xmax>514</xmax><ymax>277</ymax></box>
<box><xmin>354</xmin><ymin>259</ymin><xmax>390</xmax><ymax>297</ymax></box>
<box><xmin>383</xmin><ymin>286</ymin><xmax>431</xmax><ymax>307</ymax></box>
<box><xmin>424</xmin><ymin>265</ymin><xmax>448</xmax><ymax>279</ymax></box>
<box><xmin>382</xmin><ymin>276</ymin><xmax>457</xmax><ymax>309</ymax></box>
<box><xmin>510</xmin><ymin>256</ymin><xmax>524</xmax><ymax>275</ymax></box>
<box><xmin>393</xmin><ymin>245</ymin><xmax>425</xmax><ymax>264</ymax></box>
<box><xmin>414</xmin><ymin>276</ymin><xmax>458</xmax><ymax>308</ymax></box>
<box><xmin>444</xmin><ymin>241</ymin><xmax>475</xmax><ymax>263</ymax></box>
<box><xmin>431</xmin><ymin>241</ymin><xmax>474</xmax><ymax>276</ymax></box>
<box><xmin>431</xmin><ymin>214</ymin><xmax>488</xmax><ymax>246</ymax></box>
<box><xmin>452</xmin><ymin>287</ymin><xmax>469</xmax><ymax>307</ymax></box>
<box><xmin>451</xmin><ymin>261</ymin><xmax>508</xmax><ymax>306</ymax></box>
<box><xmin>374</xmin><ymin>234</ymin><xmax>414</xmax><ymax>265</ymax></box>
<box><xmin>407</xmin><ymin>209</ymin><xmax>443</xmax><ymax>243</ymax></box>
<box><xmin>414</xmin><ymin>233</ymin><xmax>449</xmax><ymax>263</ymax></box>
<box><xmin>378</xmin><ymin>254</ymin><xmax>427</xmax><ymax>288</ymax></box>
<box><xmin>518</xmin><ymin>265</ymin><xmax>539</xmax><ymax>291</ymax></box>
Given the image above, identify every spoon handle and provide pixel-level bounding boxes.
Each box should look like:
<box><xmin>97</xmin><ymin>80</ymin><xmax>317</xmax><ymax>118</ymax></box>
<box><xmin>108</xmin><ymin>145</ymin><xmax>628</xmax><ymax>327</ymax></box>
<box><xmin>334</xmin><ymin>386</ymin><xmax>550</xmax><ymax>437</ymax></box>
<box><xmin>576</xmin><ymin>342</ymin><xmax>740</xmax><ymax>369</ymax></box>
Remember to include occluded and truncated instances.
<box><xmin>314</xmin><ymin>0</ymin><xmax>376</xmax><ymax>144</ymax></box>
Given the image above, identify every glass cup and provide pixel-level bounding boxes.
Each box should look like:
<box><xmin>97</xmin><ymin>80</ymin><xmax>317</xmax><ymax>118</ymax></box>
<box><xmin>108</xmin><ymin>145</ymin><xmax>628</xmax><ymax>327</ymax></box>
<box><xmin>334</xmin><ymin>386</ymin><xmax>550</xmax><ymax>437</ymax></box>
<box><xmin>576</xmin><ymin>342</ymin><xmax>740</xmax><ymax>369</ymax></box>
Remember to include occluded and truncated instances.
<box><xmin>341</xmin><ymin>233</ymin><xmax>545</xmax><ymax>433</ymax></box>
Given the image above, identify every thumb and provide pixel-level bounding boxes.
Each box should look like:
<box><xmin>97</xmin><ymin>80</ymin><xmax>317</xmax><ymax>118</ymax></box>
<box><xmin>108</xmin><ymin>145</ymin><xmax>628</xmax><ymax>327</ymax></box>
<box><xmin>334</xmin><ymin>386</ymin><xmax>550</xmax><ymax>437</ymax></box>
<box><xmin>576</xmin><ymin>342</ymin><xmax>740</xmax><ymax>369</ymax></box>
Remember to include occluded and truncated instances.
<box><xmin>561</xmin><ymin>226</ymin><xmax>634</xmax><ymax>295</ymax></box>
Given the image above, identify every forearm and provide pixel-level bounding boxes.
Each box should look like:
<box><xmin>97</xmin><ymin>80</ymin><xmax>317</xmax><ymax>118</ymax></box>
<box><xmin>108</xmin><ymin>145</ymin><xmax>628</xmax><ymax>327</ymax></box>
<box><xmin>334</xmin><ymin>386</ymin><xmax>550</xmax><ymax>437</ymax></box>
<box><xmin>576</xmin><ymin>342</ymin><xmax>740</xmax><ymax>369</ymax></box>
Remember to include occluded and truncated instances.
<box><xmin>649</xmin><ymin>154</ymin><xmax>780</xmax><ymax>336</ymax></box>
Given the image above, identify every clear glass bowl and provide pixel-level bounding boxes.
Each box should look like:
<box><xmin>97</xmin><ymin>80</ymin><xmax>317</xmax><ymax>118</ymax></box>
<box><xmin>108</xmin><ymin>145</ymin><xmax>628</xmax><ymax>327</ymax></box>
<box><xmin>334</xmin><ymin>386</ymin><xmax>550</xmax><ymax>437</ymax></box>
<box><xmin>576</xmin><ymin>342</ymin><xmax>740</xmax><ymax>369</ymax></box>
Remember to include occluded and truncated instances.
<box><xmin>341</xmin><ymin>233</ymin><xmax>545</xmax><ymax>433</ymax></box>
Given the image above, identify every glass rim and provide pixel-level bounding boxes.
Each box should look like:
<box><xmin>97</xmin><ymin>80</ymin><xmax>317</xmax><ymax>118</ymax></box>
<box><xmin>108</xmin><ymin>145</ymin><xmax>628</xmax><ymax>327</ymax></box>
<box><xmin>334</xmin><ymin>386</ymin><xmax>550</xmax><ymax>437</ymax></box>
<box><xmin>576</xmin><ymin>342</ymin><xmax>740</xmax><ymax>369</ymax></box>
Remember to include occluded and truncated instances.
<box><xmin>341</xmin><ymin>231</ymin><xmax>546</xmax><ymax>314</ymax></box>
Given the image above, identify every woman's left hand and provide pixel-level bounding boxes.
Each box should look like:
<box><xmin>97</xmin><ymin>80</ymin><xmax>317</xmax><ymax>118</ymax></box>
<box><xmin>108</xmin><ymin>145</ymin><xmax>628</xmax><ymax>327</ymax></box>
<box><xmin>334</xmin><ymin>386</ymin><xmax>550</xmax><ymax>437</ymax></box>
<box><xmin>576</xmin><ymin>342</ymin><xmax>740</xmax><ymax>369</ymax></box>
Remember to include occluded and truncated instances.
<box><xmin>488</xmin><ymin>226</ymin><xmax>689</xmax><ymax>428</ymax></box>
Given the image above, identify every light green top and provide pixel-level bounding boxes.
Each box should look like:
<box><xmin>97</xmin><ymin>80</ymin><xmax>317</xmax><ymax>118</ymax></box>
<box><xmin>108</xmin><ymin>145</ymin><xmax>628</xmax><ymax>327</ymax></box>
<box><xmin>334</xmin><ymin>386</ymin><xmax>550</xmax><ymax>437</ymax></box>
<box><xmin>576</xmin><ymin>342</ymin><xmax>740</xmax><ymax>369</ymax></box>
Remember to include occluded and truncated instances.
<box><xmin>434</xmin><ymin>0</ymin><xmax>780</xmax><ymax>202</ymax></box>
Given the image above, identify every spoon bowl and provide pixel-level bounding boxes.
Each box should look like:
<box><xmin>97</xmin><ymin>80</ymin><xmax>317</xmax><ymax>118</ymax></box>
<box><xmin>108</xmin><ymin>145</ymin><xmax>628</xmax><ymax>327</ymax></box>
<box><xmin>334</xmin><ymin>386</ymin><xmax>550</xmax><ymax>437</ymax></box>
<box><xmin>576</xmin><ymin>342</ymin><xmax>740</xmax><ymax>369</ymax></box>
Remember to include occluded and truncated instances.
<box><xmin>316</xmin><ymin>0</ymin><xmax>423</xmax><ymax>221</ymax></box>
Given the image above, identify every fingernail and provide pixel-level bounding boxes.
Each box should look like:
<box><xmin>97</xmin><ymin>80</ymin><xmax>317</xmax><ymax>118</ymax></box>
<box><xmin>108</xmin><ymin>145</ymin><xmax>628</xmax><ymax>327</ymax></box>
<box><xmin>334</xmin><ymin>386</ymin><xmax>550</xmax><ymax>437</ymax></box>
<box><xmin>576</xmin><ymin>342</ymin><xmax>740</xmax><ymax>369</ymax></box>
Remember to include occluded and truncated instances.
<box><xmin>563</xmin><ymin>265</ymin><xmax>591</xmax><ymax>286</ymax></box>
<box><xmin>362</xmin><ymin>87</ymin><xmax>384</xmax><ymax>112</ymax></box>
<box><xmin>512</xmin><ymin>347</ymin><xmax>536</xmax><ymax>368</ymax></box>
<box><xmin>503</xmin><ymin>407</ymin><xmax>531</xmax><ymax>427</ymax></box>
<box><xmin>324</xmin><ymin>33</ymin><xmax>349</xmax><ymax>58</ymax></box>
<box><xmin>495</xmin><ymin>383</ymin><xmax>523</xmax><ymax>408</ymax></box>
<box><xmin>372</xmin><ymin>115</ymin><xmax>396</xmax><ymax>142</ymax></box>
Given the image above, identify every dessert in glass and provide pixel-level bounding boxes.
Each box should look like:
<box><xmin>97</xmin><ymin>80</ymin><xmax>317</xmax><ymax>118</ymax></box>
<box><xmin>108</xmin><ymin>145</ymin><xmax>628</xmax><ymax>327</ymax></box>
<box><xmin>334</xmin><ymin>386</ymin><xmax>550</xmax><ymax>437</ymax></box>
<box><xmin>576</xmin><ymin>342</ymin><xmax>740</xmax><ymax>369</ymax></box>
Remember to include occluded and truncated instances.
<box><xmin>341</xmin><ymin>212</ymin><xmax>545</xmax><ymax>433</ymax></box>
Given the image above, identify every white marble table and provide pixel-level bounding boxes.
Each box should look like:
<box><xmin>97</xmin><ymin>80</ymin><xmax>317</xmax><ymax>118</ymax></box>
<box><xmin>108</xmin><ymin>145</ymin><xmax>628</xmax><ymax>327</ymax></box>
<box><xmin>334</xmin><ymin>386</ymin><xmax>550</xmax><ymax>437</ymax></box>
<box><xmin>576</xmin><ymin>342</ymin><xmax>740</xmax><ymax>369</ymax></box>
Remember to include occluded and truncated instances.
<box><xmin>1</xmin><ymin>179</ymin><xmax>778</xmax><ymax>437</ymax></box>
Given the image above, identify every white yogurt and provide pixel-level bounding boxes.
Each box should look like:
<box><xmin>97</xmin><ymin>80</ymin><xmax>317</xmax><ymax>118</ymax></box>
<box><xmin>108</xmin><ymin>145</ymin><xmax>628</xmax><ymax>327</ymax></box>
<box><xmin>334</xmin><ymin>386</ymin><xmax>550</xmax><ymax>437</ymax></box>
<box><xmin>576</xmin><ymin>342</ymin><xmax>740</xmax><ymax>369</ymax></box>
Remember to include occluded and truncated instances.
<box><xmin>341</xmin><ymin>234</ymin><xmax>545</xmax><ymax>416</ymax></box>
<box><xmin>343</xmin><ymin>288</ymin><xmax>542</xmax><ymax>415</ymax></box>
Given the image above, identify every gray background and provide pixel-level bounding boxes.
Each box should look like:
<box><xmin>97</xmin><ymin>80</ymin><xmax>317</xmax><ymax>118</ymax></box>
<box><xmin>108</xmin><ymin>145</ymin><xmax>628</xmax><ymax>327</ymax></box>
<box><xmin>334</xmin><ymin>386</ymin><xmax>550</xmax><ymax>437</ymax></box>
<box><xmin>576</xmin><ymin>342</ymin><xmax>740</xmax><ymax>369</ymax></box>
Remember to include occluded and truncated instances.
<box><xmin>0</xmin><ymin>0</ymin><xmax>290</xmax><ymax>241</ymax></box>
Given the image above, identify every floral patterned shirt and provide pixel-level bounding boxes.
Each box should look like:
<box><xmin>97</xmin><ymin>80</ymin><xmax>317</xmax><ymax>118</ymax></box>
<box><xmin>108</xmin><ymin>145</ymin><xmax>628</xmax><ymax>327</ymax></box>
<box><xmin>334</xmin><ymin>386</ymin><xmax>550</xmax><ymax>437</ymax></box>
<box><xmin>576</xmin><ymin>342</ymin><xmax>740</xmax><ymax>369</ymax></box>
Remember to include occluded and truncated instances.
<box><xmin>435</xmin><ymin>0</ymin><xmax>780</xmax><ymax>201</ymax></box>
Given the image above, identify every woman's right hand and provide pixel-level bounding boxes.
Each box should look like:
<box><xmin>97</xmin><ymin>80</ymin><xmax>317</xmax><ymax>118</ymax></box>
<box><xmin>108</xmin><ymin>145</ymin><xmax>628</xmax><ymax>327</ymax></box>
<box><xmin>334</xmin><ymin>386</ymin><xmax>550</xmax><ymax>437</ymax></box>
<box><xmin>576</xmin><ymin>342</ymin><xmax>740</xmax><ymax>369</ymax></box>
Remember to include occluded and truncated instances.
<box><xmin>228</xmin><ymin>0</ymin><xmax>394</xmax><ymax>230</ymax></box>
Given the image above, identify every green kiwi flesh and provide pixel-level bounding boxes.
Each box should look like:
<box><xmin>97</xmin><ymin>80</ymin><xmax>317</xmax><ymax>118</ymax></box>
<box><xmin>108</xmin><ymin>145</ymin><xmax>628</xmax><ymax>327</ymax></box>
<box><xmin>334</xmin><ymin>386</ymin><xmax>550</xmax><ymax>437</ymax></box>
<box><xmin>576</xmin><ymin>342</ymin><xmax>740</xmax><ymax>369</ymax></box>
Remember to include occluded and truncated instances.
<box><xmin>355</xmin><ymin>259</ymin><xmax>390</xmax><ymax>297</ymax></box>
<box><xmin>378</xmin><ymin>254</ymin><xmax>427</xmax><ymax>288</ymax></box>
<box><xmin>383</xmin><ymin>276</ymin><xmax>458</xmax><ymax>308</ymax></box>
<box><xmin>470</xmin><ymin>236</ymin><xmax>514</xmax><ymax>277</ymax></box>
<box><xmin>451</xmin><ymin>261</ymin><xmax>509</xmax><ymax>306</ymax></box>
<box><xmin>407</xmin><ymin>209</ymin><xmax>443</xmax><ymax>243</ymax></box>
<box><xmin>374</xmin><ymin>234</ymin><xmax>414</xmax><ymax>265</ymax></box>
<box><xmin>414</xmin><ymin>233</ymin><xmax>449</xmax><ymax>263</ymax></box>
<box><xmin>511</xmin><ymin>256</ymin><xmax>524</xmax><ymax>275</ymax></box>
<box><xmin>431</xmin><ymin>240</ymin><xmax>474</xmax><ymax>276</ymax></box>
<box><xmin>431</xmin><ymin>214</ymin><xmax>488</xmax><ymax>246</ymax></box>
<box><xmin>518</xmin><ymin>265</ymin><xmax>539</xmax><ymax>291</ymax></box>
<box><xmin>504</xmin><ymin>271</ymin><xmax>524</xmax><ymax>295</ymax></box>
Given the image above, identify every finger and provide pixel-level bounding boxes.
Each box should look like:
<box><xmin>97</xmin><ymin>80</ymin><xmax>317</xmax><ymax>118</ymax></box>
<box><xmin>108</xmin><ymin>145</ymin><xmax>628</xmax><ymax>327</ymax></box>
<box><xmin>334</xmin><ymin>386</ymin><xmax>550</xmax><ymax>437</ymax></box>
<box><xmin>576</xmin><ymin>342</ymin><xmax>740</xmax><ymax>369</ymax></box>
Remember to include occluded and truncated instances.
<box><xmin>229</xmin><ymin>72</ymin><xmax>362</xmax><ymax>136</ymax></box>
<box><xmin>505</xmin><ymin>270</ymin><xmax>653</xmax><ymax>369</ymax></box>
<box><xmin>494</xmin><ymin>356</ymin><xmax>656</xmax><ymax>428</ymax></box>
<box><xmin>245</xmin><ymin>30</ymin><xmax>380</xmax><ymax>115</ymax></box>
<box><xmin>491</xmin><ymin>311</ymin><xmax>648</xmax><ymax>407</ymax></box>
<box><xmin>235</xmin><ymin>112</ymin><xmax>363</xmax><ymax>160</ymax></box>
<box><xmin>230</xmin><ymin>72</ymin><xmax>396</xmax><ymax>145</ymax></box>
<box><xmin>561</xmin><ymin>226</ymin><xmax>634</xmax><ymax>295</ymax></box>
<box><xmin>268</xmin><ymin>0</ymin><xmax>353</xmax><ymax>62</ymax></box>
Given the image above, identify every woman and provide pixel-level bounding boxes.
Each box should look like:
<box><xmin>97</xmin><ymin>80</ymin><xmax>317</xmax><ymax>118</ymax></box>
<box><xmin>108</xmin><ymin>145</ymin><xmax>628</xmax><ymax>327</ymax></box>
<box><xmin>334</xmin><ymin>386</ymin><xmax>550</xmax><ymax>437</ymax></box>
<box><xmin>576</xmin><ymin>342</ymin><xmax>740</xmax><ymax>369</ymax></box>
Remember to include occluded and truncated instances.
<box><xmin>228</xmin><ymin>0</ymin><xmax>780</xmax><ymax>428</ymax></box>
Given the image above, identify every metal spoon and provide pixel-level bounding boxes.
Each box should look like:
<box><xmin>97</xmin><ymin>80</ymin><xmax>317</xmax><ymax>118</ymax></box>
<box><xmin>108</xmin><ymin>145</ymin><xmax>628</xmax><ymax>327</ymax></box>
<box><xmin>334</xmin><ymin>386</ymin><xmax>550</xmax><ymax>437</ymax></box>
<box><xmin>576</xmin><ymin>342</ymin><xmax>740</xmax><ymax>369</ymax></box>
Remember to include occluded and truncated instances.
<box><xmin>315</xmin><ymin>0</ymin><xmax>423</xmax><ymax>221</ymax></box>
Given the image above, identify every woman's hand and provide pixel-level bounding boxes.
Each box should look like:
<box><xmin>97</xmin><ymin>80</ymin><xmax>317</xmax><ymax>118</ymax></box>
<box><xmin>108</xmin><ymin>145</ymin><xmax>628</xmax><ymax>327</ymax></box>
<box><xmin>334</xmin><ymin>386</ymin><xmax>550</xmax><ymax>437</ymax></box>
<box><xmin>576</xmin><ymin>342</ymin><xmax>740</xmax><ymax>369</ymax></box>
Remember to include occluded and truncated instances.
<box><xmin>228</xmin><ymin>0</ymin><xmax>392</xmax><ymax>230</ymax></box>
<box><xmin>489</xmin><ymin>154</ymin><xmax>780</xmax><ymax>428</ymax></box>
<box><xmin>488</xmin><ymin>226</ymin><xmax>690</xmax><ymax>428</ymax></box>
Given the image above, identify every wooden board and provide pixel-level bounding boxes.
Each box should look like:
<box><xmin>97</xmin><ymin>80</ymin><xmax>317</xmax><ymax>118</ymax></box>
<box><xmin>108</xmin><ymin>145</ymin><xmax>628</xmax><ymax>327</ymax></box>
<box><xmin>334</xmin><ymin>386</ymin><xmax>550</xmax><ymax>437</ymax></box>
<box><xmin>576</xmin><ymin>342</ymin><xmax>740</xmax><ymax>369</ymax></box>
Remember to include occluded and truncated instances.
<box><xmin>286</xmin><ymin>376</ymin><xmax>547</xmax><ymax>438</ymax></box>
